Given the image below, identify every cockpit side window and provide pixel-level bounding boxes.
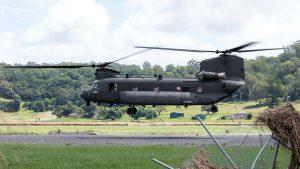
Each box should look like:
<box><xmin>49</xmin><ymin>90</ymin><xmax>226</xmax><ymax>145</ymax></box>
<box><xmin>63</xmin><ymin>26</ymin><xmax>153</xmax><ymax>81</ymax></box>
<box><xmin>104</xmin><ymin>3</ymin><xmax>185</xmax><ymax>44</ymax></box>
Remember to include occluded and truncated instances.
<box><xmin>92</xmin><ymin>81</ymin><xmax>100</xmax><ymax>90</ymax></box>
<box><xmin>109</xmin><ymin>83</ymin><xmax>117</xmax><ymax>92</ymax></box>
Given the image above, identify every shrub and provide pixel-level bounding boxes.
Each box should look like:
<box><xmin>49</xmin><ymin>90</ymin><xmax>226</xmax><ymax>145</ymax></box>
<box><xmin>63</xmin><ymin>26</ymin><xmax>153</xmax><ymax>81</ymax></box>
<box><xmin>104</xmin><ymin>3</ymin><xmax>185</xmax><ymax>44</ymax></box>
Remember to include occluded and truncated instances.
<box><xmin>132</xmin><ymin>107</ymin><xmax>157</xmax><ymax>120</ymax></box>
<box><xmin>145</xmin><ymin>108</ymin><xmax>158</xmax><ymax>119</ymax></box>
<box><xmin>0</xmin><ymin>100</ymin><xmax>20</xmax><ymax>112</ymax></box>
<box><xmin>79</xmin><ymin>104</ymin><xmax>96</xmax><ymax>118</ymax></box>
<box><xmin>52</xmin><ymin>103</ymin><xmax>81</xmax><ymax>118</ymax></box>
<box><xmin>104</xmin><ymin>107</ymin><xmax>122</xmax><ymax>120</ymax></box>
<box><xmin>246</xmin><ymin>113</ymin><xmax>253</xmax><ymax>120</ymax></box>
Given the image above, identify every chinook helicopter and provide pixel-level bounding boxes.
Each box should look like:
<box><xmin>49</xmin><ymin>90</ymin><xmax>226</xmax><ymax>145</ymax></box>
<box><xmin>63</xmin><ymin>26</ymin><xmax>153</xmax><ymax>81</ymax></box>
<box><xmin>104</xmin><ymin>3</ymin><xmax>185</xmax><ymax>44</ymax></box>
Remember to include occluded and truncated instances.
<box><xmin>6</xmin><ymin>42</ymin><xmax>284</xmax><ymax>115</ymax></box>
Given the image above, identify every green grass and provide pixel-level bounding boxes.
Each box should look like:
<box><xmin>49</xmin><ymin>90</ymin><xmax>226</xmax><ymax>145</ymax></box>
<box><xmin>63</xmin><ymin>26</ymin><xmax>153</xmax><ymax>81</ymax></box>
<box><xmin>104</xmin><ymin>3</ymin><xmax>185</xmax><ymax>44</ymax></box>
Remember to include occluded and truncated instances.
<box><xmin>203</xmin><ymin>146</ymin><xmax>291</xmax><ymax>169</ymax></box>
<box><xmin>0</xmin><ymin>144</ymin><xmax>291</xmax><ymax>169</ymax></box>
<box><xmin>0</xmin><ymin>100</ymin><xmax>298</xmax><ymax>135</ymax></box>
<box><xmin>1</xmin><ymin>101</ymin><xmax>299</xmax><ymax>124</ymax></box>
<box><xmin>51</xmin><ymin>100</ymin><xmax>300</xmax><ymax>124</ymax></box>
<box><xmin>0</xmin><ymin>125</ymin><xmax>269</xmax><ymax>135</ymax></box>
<box><xmin>0</xmin><ymin>144</ymin><xmax>197</xmax><ymax>169</ymax></box>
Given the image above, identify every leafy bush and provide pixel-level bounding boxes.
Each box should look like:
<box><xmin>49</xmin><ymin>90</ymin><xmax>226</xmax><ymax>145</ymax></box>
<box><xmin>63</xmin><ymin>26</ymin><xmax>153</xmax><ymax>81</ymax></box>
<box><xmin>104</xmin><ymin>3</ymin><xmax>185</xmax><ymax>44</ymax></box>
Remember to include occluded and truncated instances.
<box><xmin>246</xmin><ymin>113</ymin><xmax>253</xmax><ymax>120</ymax></box>
<box><xmin>0</xmin><ymin>100</ymin><xmax>20</xmax><ymax>112</ymax></box>
<box><xmin>145</xmin><ymin>108</ymin><xmax>157</xmax><ymax>119</ymax></box>
<box><xmin>23</xmin><ymin>101</ymin><xmax>47</xmax><ymax>112</ymax></box>
<box><xmin>104</xmin><ymin>107</ymin><xmax>123</xmax><ymax>120</ymax></box>
<box><xmin>132</xmin><ymin>107</ymin><xmax>157</xmax><ymax>120</ymax></box>
<box><xmin>79</xmin><ymin>104</ymin><xmax>96</xmax><ymax>118</ymax></box>
<box><xmin>52</xmin><ymin>103</ymin><xmax>82</xmax><ymax>118</ymax></box>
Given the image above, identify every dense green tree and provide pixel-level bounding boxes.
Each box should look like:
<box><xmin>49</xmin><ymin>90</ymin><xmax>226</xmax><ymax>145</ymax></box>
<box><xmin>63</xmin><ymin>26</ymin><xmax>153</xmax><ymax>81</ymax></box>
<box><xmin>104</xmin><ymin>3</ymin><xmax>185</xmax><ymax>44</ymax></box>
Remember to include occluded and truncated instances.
<box><xmin>0</xmin><ymin>41</ymin><xmax>299</xmax><ymax>117</ymax></box>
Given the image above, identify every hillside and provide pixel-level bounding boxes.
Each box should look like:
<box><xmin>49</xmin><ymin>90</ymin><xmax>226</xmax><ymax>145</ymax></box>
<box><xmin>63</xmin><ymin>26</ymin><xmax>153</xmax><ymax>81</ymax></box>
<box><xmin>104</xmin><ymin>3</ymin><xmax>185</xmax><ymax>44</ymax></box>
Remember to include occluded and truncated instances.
<box><xmin>0</xmin><ymin>41</ymin><xmax>298</xmax><ymax>118</ymax></box>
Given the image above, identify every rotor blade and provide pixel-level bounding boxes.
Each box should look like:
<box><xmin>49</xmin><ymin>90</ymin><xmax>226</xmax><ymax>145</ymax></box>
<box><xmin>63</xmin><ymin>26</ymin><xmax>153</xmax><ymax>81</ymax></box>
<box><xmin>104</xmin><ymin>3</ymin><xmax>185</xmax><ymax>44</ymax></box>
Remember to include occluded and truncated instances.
<box><xmin>135</xmin><ymin>46</ymin><xmax>217</xmax><ymax>53</ymax></box>
<box><xmin>225</xmin><ymin>42</ymin><xmax>259</xmax><ymax>53</ymax></box>
<box><xmin>100</xmin><ymin>48</ymin><xmax>152</xmax><ymax>67</ymax></box>
<box><xmin>237</xmin><ymin>48</ymin><xmax>285</xmax><ymax>53</ymax></box>
<box><xmin>4</xmin><ymin>65</ymin><xmax>93</xmax><ymax>68</ymax></box>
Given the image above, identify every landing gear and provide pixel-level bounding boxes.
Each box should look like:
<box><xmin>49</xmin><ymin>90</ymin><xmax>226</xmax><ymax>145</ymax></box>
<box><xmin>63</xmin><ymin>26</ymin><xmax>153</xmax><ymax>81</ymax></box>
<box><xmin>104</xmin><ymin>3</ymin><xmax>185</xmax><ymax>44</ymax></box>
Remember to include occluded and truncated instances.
<box><xmin>210</xmin><ymin>104</ymin><xmax>218</xmax><ymax>113</ymax></box>
<box><xmin>127</xmin><ymin>106</ymin><xmax>137</xmax><ymax>115</ymax></box>
<box><xmin>86</xmin><ymin>101</ymin><xmax>90</xmax><ymax>106</ymax></box>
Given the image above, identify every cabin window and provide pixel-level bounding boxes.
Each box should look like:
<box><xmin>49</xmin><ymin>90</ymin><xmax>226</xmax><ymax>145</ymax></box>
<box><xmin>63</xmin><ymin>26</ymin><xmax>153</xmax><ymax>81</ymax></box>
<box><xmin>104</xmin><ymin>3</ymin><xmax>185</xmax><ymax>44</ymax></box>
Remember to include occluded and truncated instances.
<box><xmin>182</xmin><ymin>86</ymin><xmax>189</xmax><ymax>92</ymax></box>
<box><xmin>197</xmin><ymin>86</ymin><xmax>203</xmax><ymax>93</ymax></box>
<box><xmin>109</xmin><ymin>83</ymin><xmax>117</xmax><ymax>92</ymax></box>
<box><xmin>132</xmin><ymin>87</ymin><xmax>138</xmax><ymax>91</ymax></box>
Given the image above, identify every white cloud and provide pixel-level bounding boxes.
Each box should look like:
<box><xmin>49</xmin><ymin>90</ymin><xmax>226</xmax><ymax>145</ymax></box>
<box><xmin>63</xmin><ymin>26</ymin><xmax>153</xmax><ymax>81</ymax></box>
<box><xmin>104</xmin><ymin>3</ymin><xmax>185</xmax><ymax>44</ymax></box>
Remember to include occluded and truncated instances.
<box><xmin>0</xmin><ymin>0</ymin><xmax>299</xmax><ymax>66</ymax></box>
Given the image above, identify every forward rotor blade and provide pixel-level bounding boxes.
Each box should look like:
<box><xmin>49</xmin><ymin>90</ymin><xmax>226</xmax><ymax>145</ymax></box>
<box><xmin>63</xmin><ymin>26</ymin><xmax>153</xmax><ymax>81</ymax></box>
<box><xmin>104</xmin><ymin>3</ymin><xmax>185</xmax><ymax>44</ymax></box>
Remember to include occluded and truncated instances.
<box><xmin>99</xmin><ymin>48</ymin><xmax>152</xmax><ymax>67</ymax></box>
<box><xmin>237</xmin><ymin>48</ymin><xmax>285</xmax><ymax>53</ymax></box>
<box><xmin>135</xmin><ymin>46</ymin><xmax>216</xmax><ymax>53</ymax></box>
<box><xmin>225</xmin><ymin>42</ymin><xmax>259</xmax><ymax>53</ymax></box>
<box><xmin>5</xmin><ymin>65</ymin><xmax>93</xmax><ymax>68</ymax></box>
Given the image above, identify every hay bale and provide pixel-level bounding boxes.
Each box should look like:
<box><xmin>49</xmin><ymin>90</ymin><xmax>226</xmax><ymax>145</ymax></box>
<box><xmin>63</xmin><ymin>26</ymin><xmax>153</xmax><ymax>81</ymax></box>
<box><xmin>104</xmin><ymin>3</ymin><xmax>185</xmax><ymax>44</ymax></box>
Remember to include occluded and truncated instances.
<box><xmin>255</xmin><ymin>103</ymin><xmax>300</xmax><ymax>169</ymax></box>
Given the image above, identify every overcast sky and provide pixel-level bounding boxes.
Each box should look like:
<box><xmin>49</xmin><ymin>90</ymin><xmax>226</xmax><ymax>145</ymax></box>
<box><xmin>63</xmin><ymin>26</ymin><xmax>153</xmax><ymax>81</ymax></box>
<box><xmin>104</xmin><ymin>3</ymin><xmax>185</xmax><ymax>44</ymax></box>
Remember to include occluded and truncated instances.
<box><xmin>0</xmin><ymin>0</ymin><xmax>299</xmax><ymax>66</ymax></box>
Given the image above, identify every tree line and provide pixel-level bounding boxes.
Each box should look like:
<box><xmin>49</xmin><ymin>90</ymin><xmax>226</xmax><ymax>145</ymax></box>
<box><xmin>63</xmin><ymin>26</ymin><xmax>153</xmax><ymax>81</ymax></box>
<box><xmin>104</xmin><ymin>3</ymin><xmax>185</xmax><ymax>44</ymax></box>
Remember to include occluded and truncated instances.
<box><xmin>0</xmin><ymin>41</ymin><xmax>298</xmax><ymax>117</ymax></box>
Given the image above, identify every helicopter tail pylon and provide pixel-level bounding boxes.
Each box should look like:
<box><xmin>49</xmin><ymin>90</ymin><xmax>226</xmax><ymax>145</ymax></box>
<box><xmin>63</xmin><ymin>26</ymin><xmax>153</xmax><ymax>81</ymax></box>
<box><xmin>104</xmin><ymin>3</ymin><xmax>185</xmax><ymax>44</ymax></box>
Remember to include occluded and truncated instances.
<box><xmin>199</xmin><ymin>54</ymin><xmax>245</xmax><ymax>81</ymax></box>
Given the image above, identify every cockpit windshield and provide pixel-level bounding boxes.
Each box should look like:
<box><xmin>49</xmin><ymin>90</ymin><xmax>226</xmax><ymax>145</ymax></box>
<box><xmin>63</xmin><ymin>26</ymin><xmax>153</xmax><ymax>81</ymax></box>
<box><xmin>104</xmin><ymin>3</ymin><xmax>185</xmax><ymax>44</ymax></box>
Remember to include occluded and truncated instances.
<box><xmin>92</xmin><ymin>81</ymin><xmax>99</xmax><ymax>89</ymax></box>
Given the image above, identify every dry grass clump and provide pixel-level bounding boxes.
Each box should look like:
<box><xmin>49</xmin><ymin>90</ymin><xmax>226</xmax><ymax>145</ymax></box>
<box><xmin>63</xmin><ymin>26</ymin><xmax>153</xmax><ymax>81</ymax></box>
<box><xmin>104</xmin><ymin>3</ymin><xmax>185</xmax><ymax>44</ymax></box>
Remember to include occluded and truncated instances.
<box><xmin>255</xmin><ymin>103</ymin><xmax>300</xmax><ymax>169</ymax></box>
<box><xmin>182</xmin><ymin>150</ymin><xmax>226</xmax><ymax>169</ymax></box>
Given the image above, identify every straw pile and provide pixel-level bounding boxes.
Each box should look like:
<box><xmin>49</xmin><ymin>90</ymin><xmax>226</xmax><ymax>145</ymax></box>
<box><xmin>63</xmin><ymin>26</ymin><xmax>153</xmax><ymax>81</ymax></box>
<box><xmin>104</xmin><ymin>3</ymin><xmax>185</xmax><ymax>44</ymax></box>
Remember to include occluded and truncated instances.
<box><xmin>255</xmin><ymin>103</ymin><xmax>300</xmax><ymax>169</ymax></box>
<box><xmin>182</xmin><ymin>150</ymin><xmax>226</xmax><ymax>169</ymax></box>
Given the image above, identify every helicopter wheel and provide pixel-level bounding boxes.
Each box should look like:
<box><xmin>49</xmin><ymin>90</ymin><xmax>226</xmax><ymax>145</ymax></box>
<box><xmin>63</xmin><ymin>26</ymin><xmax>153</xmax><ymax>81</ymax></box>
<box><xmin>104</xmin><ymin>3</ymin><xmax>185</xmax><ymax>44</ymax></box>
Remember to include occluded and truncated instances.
<box><xmin>127</xmin><ymin>107</ymin><xmax>137</xmax><ymax>115</ymax></box>
<box><xmin>210</xmin><ymin>104</ymin><xmax>218</xmax><ymax>113</ymax></box>
<box><xmin>86</xmin><ymin>101</ymin><xmax>90</xmax><ymax>106</ymax></box>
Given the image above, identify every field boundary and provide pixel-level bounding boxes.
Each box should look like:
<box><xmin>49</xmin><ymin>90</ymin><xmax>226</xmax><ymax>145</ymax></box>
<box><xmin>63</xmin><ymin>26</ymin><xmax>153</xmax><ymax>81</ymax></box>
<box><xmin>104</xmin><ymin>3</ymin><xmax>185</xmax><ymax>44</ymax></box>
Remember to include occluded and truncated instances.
<box><xmin>0</xmin><ymin>122</ymin><xmax>263</xmax><ymax>126</ymax></box>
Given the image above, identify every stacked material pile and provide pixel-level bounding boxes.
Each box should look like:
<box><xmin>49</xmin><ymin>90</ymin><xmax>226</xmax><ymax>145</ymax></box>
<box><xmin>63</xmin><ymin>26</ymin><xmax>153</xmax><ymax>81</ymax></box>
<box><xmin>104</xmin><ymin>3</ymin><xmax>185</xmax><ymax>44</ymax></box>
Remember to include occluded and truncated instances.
<box><xmin>182</xmin><ymin>150</ymin><xmax>226</xmax><ymax>169</ymax></box>
<box><xmin>256</xmin><ymin>103</ymin><xmax>300</xmax><ymax>169</ymax></box>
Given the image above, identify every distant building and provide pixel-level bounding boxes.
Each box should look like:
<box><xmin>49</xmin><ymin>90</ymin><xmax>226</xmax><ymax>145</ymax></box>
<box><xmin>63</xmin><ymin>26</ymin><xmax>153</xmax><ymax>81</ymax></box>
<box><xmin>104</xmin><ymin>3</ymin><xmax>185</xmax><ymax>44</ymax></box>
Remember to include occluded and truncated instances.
<box><xmin>170</xmin><ymin>112</ymin><xmax>184</xmax><ymax>118</ymax></box>
<box><xmin>220</xmin><ymin>112</ymin><xmax>252</xmax><ymax>120</ymax></box>
<box><xmin>191</xmin><ymin>114</ymin><xmax>206</xmax><ymax>120</ymax></box>
<box><xmin>233</xmin><ymin>112</ymin><xmax>249</xmax><ymax>119</ymax></box>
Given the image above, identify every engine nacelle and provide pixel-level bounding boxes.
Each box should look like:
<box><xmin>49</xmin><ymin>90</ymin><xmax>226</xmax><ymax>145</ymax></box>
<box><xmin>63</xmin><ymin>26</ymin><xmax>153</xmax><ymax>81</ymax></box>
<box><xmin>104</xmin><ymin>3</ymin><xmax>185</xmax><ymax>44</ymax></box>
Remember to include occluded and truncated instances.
<box><xmin>196</xmin><ymin>71</ymin><xmax>226</xmax><ymax>81</ymax></box>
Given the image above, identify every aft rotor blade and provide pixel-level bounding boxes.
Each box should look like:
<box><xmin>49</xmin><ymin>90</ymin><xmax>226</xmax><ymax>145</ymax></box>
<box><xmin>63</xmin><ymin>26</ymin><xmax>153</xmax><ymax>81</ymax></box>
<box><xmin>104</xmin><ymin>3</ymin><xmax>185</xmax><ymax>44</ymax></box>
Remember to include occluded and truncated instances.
<box><xmin>4</xmin><ymin>65</ymin><xmax>93</xmax><ymax>68</ymax></box>
<box><xmin>225</xmin><ymin>42</ymin><xmax>259</xmax><ymax>53</ymax></box>
<box><xmin>135</xmin><ymin>46</ymin><xmax>217</xmax><ymax>53</ymax></box>
<box><xmin>237</xmin><ymin>48</ymin><xmax>285</xmax><ymax>53</ymax></box>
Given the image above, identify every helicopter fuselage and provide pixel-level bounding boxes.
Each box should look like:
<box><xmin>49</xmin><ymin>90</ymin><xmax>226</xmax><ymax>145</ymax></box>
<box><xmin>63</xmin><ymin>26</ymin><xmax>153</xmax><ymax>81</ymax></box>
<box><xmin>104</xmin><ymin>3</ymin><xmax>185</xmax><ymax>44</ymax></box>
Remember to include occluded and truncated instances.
<box><xmin>80</xmin><ymin>76</ymin><xmax>245</xmax><ymax>106</ymax></box>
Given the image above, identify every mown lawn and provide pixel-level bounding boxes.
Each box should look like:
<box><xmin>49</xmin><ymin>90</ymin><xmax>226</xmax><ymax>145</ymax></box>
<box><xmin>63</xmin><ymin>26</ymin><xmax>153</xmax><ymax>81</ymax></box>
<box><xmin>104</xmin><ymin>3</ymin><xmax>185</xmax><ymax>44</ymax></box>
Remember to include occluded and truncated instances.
<box><xmin>0</xmin><ymin>144</ymin><xmax>291</xmax><ymax>169</ymax></box>
<box><xmin>0</xmin><ymin>144</ymin><xmax>197</xmax><ymax>169</ymax></box>
<box><xmin>0</xmin><ymin>125</ymin><xmax>269</xmax><ymax>135</ymax></box>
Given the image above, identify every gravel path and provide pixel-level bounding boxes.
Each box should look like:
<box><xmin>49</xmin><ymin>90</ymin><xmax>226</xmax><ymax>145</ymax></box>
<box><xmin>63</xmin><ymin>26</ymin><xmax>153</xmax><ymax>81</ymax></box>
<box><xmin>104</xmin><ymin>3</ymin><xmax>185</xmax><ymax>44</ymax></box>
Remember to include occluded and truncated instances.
<box><xmin>0</xmin><ymin>134</ymin><xmax>274</xmax><ymax>146</ymax></box>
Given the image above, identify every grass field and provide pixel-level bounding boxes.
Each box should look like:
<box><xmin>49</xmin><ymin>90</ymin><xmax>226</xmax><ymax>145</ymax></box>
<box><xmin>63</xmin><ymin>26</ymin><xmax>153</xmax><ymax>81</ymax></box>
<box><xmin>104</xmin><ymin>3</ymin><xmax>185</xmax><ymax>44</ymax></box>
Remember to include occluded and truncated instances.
<box><xmin>0</xmin><ymin>101</ymin><xmax>298</xmax><ymax>135</ymax></box>
<box><xmin>0</xmin><ymin>143</ymin><xmax>291</xmax><ymax>169</ymax></box>
<box><xmin>51</xmin><ymin>101</ymin><xmax>273</xmax><ymax>124</ymax></box>
<box><xmin>1</xmin><ymin>101</ymin><xmax>299</xmax><ymax>124</ymax></box>
<box><xmin>0</xmin><ymin>124</ymin><xmax>270</xmax><ymax>135</ymax></box>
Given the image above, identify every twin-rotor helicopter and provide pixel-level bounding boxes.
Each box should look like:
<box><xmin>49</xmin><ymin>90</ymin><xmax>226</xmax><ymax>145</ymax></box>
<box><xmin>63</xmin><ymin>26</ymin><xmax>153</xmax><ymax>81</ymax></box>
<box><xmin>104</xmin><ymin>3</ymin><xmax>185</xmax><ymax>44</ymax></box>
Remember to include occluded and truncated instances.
<box><xmin>6</xmin><ymin>42</ymin><xmax>284</xmax><ymax>115</ymax></box>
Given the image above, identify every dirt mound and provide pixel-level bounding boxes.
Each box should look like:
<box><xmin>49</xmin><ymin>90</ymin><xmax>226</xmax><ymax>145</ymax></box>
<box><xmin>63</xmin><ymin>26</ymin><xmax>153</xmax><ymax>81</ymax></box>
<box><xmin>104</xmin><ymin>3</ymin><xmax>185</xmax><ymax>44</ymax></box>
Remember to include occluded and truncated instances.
<box><xmin>182</xmin><ymin>150</ymin><xmax>226</xmax><ymax>169</ymax></box>
<box><xmin>255</xmin><ymin>103</ymin><xmax>300</xmax><ymax>169</ymax></box>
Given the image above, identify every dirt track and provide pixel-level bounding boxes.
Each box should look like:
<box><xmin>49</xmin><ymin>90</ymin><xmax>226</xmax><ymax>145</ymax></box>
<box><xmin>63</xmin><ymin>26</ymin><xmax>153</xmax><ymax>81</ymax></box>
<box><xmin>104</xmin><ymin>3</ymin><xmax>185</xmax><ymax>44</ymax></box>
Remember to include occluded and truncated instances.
<box><xmin>0</xmin><ymin>134</ymin><xmax>274</xmax><ymax>146</ymax></box>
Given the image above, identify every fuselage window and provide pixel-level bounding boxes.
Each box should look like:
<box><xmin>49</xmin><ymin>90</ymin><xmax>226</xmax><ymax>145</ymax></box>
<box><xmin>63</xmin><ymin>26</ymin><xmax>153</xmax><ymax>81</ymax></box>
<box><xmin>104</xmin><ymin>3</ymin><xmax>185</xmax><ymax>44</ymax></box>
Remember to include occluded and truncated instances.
<box><xmin>182</xmin><ymin>86</ymin><xmax>189</xmax><ymax>92</ymax></box>
<box><xmin>154</xmin><ymin>86</ymin><xmax>159</xmax><ymax>93</ymax></box>
<box><xmin>109</xmin><ymin>83</ymin><xmax>117</xmax><ymax>92</ymax></box>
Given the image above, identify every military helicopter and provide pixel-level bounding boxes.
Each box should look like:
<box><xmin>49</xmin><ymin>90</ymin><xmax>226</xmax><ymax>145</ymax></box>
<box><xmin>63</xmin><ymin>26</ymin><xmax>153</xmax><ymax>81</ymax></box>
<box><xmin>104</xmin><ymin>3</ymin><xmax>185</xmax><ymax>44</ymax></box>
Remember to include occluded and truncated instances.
<box><xmin>5</xmin><ymin>42</ymin><xmax>284</xmax><ymax>115</ymax></box>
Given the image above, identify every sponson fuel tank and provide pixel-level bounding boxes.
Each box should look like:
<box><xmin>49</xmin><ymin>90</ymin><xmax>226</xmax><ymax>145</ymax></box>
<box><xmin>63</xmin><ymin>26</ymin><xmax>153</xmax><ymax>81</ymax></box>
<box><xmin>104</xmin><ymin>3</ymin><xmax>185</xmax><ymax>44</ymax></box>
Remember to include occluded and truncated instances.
<box><xmin>119</xmin><ymin>91</ymin><xmax>228</xmax><ymax>105</ymax></box>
